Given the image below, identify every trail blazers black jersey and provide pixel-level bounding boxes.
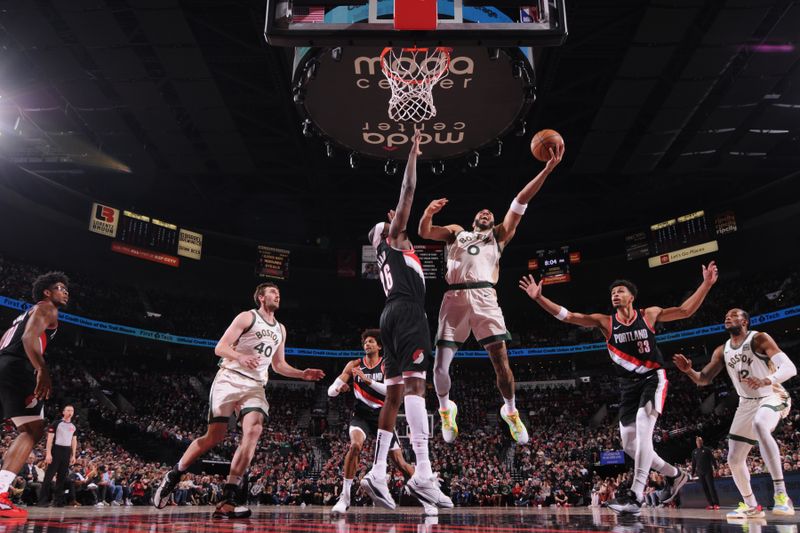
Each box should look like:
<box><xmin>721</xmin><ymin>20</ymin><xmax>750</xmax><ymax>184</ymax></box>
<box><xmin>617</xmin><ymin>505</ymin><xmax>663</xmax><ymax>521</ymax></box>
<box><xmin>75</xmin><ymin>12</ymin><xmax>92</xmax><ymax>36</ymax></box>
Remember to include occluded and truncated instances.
<box><xmin>353</xmin><ymin>357</ymin><xmax>386</xmax><ymax>416</ymax></box>
<box><xmin>606</xmin><ymin>309</ymin><xmax>663</xmax><ymax>378</ymax></box>
<box><xmin>375</xmin><ymin>239</ymin><xmax>426</xmax><ymax>306</ymax></box>
<box><xmin>0</xmin><ymin>305</ymin><xmax>58</xmax><ymax>367</ymax></box>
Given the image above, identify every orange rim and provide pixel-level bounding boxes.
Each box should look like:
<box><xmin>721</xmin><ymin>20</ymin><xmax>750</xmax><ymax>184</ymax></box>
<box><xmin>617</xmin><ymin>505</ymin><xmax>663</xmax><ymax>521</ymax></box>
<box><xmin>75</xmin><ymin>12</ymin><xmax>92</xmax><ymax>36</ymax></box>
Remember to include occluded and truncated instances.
<box><xmin>380</xmin><ymin>46</ymin><xmax>452</xmax><ymax>85</ymax></box>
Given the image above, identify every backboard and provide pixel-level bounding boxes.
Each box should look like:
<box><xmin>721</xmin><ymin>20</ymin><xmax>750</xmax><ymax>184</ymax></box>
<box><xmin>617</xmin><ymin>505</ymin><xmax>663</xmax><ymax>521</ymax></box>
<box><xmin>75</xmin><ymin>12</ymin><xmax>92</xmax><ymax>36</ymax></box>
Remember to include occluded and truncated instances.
<box><xmin>266</xmin><ymin>0</ymin><xmax>567</xmax><ymax>47</ymax></box>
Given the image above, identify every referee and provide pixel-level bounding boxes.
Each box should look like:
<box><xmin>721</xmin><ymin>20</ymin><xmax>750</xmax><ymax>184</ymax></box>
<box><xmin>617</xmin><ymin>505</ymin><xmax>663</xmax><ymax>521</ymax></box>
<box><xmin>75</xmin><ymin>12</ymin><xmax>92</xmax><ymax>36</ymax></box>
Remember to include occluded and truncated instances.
<box><xmin>40</xmin><ymin>405</ymin><xmax>78</xmax><ymax>506</ymax></box>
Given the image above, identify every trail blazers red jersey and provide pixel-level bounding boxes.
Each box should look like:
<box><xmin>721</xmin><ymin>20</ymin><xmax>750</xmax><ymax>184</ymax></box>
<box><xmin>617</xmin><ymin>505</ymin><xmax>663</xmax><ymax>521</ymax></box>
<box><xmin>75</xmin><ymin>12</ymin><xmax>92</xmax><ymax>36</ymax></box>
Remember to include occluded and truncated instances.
<box><xmin>606</xmin><ymin>309</ymin><xmax>663</xmax><ymax>378</ymax></box>
<box><xmin>353</xmin><ymin>357</ymin><xmax>386</xmax><ymax>416</ymax></box>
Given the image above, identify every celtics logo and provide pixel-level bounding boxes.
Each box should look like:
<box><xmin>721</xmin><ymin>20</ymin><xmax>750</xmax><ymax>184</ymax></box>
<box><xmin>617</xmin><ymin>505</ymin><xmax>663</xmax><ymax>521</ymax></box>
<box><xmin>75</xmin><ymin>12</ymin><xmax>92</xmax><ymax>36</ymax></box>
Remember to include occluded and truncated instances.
<box><xmin>467</xmin><ymin>245</ymin><xmax>480</xmax><ymax>255</ymax></box>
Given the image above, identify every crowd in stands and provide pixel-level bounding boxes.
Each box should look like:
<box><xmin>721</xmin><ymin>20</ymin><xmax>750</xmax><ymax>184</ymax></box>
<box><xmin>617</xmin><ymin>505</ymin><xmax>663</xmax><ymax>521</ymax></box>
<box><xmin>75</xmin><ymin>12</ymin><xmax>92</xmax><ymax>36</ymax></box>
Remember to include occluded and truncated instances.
<box><xmin>0</xmin><ymin>254</ymin><xmax>799</xmax><ymax>511</ymax></box>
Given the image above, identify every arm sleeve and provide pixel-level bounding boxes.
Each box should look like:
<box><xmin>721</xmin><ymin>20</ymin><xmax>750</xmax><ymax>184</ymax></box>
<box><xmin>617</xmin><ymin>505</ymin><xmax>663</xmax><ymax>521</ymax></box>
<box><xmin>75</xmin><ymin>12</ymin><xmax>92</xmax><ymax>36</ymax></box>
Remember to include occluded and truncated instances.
<box><xmin>369</xmin><ymin>380</ymin><xmax>387</xmax><ymax>395</ymax></box>
<box><xmin>768</xmin><ymin>352</ymin><xmax>797</xmax><ymax>385</ymax></box>
<box><xmin>327</xmin><ymin>377</ymin><xmax>346</xmax><ymax>397</ymax></box>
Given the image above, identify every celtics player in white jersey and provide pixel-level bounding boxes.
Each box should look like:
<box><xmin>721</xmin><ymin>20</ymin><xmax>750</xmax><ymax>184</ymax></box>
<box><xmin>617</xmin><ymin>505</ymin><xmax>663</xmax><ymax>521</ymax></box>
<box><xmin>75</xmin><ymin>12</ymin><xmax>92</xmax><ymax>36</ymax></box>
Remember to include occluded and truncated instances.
<box><xmin>674</xmin><ymin>308</ymin><xmax>796</xmax><ymax>518</ymax></box>
<box><xmin>153</xmin><ymin>282</ymin><xmax>324</xmax><ymax>518</ymax></box>
<box><xmin>418</xmin><ymin>144</ymin><xmax>563</xmax><ymax>445</ymax></box>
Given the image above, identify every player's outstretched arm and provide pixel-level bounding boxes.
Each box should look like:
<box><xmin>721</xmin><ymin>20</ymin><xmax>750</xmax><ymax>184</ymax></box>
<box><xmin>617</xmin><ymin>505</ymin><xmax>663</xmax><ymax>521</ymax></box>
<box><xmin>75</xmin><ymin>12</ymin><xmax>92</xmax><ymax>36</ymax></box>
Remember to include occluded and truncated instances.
<box><xmin>496</xmin><ymin>144</ymin><xmax>563</xmax><ymax>245</ymax></box>
<box><xmin>743</xmin><ymin>332</ymin><xmax>797</xmax><ymax>389</ymax></box>
<box><xmin>418</xmin><ymin>198</ymin><xmax>463</xmax><ymax>242</ymax></box>
<box><xmin>388</xmin><ymin>130</ymin><xmax>422</xmax><ymax>243</ymax></box>
<box><xmin>647</xmin><ymin>261</ymin><xmax>718</xmax><ymax>324</ymax></box>
<box><xmin>673</xmin><ymin>346</ymin><xmax>724</xmax><ymax>386</ymax></box>
<box><xmin>215</xmin><ymin>311</ymin><xmax>259</xmax><ymax>369</ymax></box>
<box><xmin>519</xmin><ymin>275</ymin><xmax>610</xmax><ymax>337</ymax></box>
<box><xmin>328</xmin><ymin>360</ymin><xmax>357</xmax><ymax>397</ymax></box>
<box><xmin>272</xmin><ymin>324</ymin><xmax>325</xmax><ymax>381</ymax></box>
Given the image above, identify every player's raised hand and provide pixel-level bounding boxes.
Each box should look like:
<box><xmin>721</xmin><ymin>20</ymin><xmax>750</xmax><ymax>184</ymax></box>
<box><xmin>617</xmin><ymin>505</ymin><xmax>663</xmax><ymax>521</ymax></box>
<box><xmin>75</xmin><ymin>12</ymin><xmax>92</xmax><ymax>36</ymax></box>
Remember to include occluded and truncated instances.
<box><xmin>302</xmin><ymin>368</ymin><xmax>326</xmax><ymax>381</ymax></box>
<box><xmin>519</xmin><ymin>275</ymin><xmax>543</xmax><ymax>301</ymax></box>
<box><xmin>544</xmin><ymin>144</ymin><xmax>564</xmax><ymax>172</ymax></box>
<box><xmin>425</xmin><ymin>198</ymin><xmax>448</xmax><ymax>215</ymax></box>
<box><xmin>387</xmin><ymin>209</ymin><xmax>396</xmax><ymax>222</ymax></box>
<box><xmin>410</xmin><ymin>129</ymin><xmax>422</xmax><ymax>156</ymax></box>
<box><xmin>672</xmin><ymin>353</ymin><xmax>693</xmax><ymax>373</ymax></box>
<box><xmin>702</xmin><ymin>261</ymin><xmax>719</xmax><ymax>285</ymax></box>
<box><xmin>351</xmin><ymin>366</ymin><xmax>370</xmax><ymax>382</ymax></box>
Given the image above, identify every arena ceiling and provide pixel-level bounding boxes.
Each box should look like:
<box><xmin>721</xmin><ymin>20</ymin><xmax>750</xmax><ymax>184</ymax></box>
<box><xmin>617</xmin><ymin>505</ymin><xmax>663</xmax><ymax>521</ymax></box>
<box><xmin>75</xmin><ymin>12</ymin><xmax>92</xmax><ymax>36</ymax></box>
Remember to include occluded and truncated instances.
<box><xmin>0</xmin><ymin>0</ymin><xmax>798</xmax><ymax>248</ymax></box>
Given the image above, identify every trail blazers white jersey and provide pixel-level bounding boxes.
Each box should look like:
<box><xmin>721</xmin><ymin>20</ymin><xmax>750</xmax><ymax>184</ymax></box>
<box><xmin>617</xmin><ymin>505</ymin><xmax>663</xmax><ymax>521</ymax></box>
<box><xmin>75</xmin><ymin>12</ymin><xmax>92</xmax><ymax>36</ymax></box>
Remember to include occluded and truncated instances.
<box><xmin>724</xmin><ymin>330</ymin><xmax>788</xmax><ymax>400</ymax></box>
<box><xmin>219</xmin><ymin>310</ymin><xmax>283</xmax><ymax>385</ymax></box>
<box><xmin>445</xmin><ymin>229</ymin><xmax>501</xmax><ymax>285</ymax></box>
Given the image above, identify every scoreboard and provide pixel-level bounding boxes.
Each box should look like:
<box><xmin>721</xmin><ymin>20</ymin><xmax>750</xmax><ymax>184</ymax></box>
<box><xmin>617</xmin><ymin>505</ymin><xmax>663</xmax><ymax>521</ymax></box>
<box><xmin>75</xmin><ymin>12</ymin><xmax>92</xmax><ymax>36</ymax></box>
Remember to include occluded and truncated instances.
<box><xmin>118</xmin><ymin>211</ymin><xmax>179</xmax><ymax>254</ymax></box>
<box><xmin>257</xmin><ymin>245</ymin><xmax>291</xmax><ymax>280</ymax></box>
<box><xmin>528</xmin><ymin>247</ymin><xmax>580</xmax><ymax>285</ymax></box>
<box><xmin>624</xmin><ymin>210</ymin><xmax>736</xmax><ymax>268</ymax></box>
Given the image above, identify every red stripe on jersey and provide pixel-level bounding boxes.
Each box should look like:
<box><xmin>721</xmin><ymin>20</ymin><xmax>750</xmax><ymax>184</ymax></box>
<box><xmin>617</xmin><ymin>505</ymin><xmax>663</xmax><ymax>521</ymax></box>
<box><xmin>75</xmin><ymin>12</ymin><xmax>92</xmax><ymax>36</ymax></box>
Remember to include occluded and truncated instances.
<box><xmin>362</xmin><ymin>356</ymin><xmax>383</xmax><ymax>370</ymax></box>
<box><xmin>354</xmin><ymin>382</ymin><xmax>384</xmax><ymax>406</ymax></box>
<box><xmin>39</xmin><ymin>332</ymin><xmax>48</xmax><ymax>353</ymax></box>
<box><xmin>640</xmin><ymin>309</ymin><xmax>656</xmax><ymax>334</ymax></box>
<box><xmin>402</xmin><ymin>249</ymin><xmax>423</xmax><ymax>268</ymax></box>
<box><xmin>659</xmin><ymin>371</ymin><xmax>669</xmax><ymax>410</ymax></box>
<box><xmin>607</xmin><ymin>343</ymin><xmax>661</xmax><ymax>370</ymax></box>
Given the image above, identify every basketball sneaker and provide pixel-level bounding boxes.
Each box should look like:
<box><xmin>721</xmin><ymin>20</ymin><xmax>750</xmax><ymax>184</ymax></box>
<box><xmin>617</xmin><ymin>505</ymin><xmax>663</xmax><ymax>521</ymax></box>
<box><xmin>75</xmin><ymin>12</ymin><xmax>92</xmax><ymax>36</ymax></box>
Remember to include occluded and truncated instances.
<box><xmin>359</xmin><ymin>470</ymin><xmax>396</xmax><ymax>510</ymax></box>
<box><xmin>438</xmin><ymin>401</ymin><xmax>459</xmax><ymax>443</ymax></box>
<box><xmin>406</xmin><ymin>474</ymin><xmax>454</xmax><ymax>510</ymax></box>
<box><xmin>726</xmin><ymin>502</ymin><xmax>765</xmax><ymax>519</ymax></box>
<box><xmin>212</xmin><ymin>484</ymin><xmax>252</xmax><ymax>519</ymax></box>
<box><xmin>773</xmin><ymin>493</ymin><xmax>795</xmax><ymax>516</ymax></box>
<box><xmin>153</xmin><ymin>467</ymin><xmax>182</xmax><ymax>509</ymax></box>
<box><xmin>0</xmin><ymin>492</ymin><xmax>27</xmax><ymax>519</ymax></box>
<box><xmin>330</xmin><ymin>494</ymin><xmax>349</xmax><ymax>514</ymax></box>
<box><xmin>608</xmin><ymin>490</ymin><xmax>642</xmax><ymax>516</ymax></box>
<box><xmin>660</xmin><ymin>468</ymin><xmax>689</xmax><ymax>504</ymax></box>
<box><xmin>500</xmin><ymin>405</ymin><xmax>529</xmax><ymax>444</ymax></box>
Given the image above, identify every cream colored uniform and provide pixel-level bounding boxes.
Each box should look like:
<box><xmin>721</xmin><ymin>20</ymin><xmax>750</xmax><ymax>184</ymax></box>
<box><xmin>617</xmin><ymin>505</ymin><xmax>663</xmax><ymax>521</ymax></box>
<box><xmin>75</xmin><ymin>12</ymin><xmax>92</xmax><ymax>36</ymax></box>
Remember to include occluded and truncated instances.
<box><xmin>436</xmin><ymin>228</ymin><xmax>510</xmax><ymax>347</ymax></box>
<box><xmin>724</xmin><ymin>330</ymin><xmax>791</xmax><ymax>444</ymax></box>
<box><xmin>208</xmin><ymin>310</ymin><xmax>283</xmax><ymax>423</ymax></box>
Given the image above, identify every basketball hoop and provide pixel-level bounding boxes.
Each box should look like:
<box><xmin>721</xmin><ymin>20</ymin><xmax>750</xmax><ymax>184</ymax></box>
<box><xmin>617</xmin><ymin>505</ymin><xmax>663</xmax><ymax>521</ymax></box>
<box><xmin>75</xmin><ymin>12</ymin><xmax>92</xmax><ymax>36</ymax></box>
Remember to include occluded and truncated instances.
<box><xmin>380</xmin><ymin>47</ymin><xmax>452</xmax><ymax>123</ymax></box>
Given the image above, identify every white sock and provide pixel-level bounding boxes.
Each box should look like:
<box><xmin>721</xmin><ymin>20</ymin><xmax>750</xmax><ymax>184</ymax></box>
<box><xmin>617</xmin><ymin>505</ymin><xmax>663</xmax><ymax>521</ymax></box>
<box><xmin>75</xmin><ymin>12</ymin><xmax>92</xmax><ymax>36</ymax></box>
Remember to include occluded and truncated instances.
<box><xmin>774</xmin><ymin>480</ymin><xmax>786</xmax><ymax>495</ymax></box>
<box><xmin>504</xmin><ymin>395</ymin><xmax>516</xmax><ymax>413</ymax></box>
<box><xmin>650</xmin><ymin>456</ymin><xmax>679</xmax><ymax>478</ymax></box>
<box><xmin>0</xmin><ymin>470</ymin><xmax>15</xmax><ymax>494</ymax></box>
<box><xmin>372</xmin><ymin>429</ymin><xmax>394</xmax><ymax>474</ymax></box>
<box><xmin>437</xmin><ymin>394</ymin><xmax>450</xmax><ymax>411</ymax></box>
<box><xmin>405</xmin><ymin>395</ymin><xmax>433</xmax><ymax>478</ymax></box>
<box><xmin>342</xmin><ymin>479</ymin><xmax>353</xmax><ymax>500</ymax></box>
<box><xmin>177</xmin><ymin>459</ymin><xmax>189</xmax><ymax>472</ymax></box>
<box><xmin>632</xmin><ymin>469</ymin><xmax>647</xmax><ymax>502</ymax></box>
<box><xmin>743</xmin><ymin>493</ymin><xmax>759</xmax><ymax>507</ymax></box>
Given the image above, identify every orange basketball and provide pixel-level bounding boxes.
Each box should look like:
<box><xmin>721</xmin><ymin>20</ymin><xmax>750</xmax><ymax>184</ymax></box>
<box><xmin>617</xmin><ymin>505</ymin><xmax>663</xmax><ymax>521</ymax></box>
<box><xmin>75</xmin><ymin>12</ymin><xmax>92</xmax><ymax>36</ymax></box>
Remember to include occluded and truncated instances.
<box><xmin>530</xmin><ymin>129</ymin><xmax>564</xmax><ymax>162</ymax></box>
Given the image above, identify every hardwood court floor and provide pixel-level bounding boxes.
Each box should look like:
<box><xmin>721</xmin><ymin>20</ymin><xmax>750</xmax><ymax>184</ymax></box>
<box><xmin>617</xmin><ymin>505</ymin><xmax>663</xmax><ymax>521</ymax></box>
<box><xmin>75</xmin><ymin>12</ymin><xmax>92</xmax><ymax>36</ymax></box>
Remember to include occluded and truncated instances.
<box><xmin>0</xmin><ymin>505</ymin><xmax>797</xmax><ymax>533</ymax></box>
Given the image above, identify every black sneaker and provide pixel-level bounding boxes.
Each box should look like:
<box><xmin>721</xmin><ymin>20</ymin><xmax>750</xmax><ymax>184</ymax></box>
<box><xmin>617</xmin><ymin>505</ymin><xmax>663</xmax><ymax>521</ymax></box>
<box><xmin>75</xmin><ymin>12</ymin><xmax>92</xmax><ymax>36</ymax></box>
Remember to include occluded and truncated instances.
<box><xmin>608</xmin><ymin>490</ymin><xmax>642</xmax><ymax>516</ymax></box>
<box><xmin>660</xmin><ymin>468</ymin><xmax>689</xmax><ymax>504</ymax></box>
<box><xmin>153</xmin><ymin>468</ymin><xmax>182</xmax><ymax>509</ymax></box>
<box><xmin>212</xmin><ymin>484</ymin><xmax>252</xmax><ymax>519</ymax></box>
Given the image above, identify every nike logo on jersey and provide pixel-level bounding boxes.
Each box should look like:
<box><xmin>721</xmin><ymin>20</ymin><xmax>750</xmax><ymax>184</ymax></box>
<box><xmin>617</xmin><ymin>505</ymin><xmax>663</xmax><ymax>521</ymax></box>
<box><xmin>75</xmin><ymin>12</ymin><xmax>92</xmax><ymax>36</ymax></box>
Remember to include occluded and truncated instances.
<box><xmin>613</xmin><ymin>325</ymin><xmax>622</xmax><ymax>330</ymax></box>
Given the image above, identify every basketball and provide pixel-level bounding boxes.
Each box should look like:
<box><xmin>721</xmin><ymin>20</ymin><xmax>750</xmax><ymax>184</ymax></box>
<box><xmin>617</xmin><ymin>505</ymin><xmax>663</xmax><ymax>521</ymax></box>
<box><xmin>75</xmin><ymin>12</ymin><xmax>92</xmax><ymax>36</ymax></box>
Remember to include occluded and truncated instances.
<box><xmin>530</xmin><ymin>129</ymin><xmax>564</xmax><ymax>162</ymax></box>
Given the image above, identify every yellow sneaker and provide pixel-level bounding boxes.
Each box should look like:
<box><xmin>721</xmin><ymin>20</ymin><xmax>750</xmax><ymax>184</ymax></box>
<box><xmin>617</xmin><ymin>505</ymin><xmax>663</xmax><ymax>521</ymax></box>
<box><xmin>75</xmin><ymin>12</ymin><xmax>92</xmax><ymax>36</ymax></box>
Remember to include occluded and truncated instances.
<box><xmin>500</xmin><ymin>404</ymin><xmax>529</xmax><ymax>444</ymax></box>
<box><xmin>726</xmin><ymin>502</ymin><xmax>765</xmax><ymax>519</ymax></box>
<box><xmin>773</xmin><ymin>493</ymin><xmax>795</xmax><ymax>516</ymax></box>
<box><xmin>438</xmin><ymin>401</ymin><xmax>458</xmax><ymax>443</ymax></box>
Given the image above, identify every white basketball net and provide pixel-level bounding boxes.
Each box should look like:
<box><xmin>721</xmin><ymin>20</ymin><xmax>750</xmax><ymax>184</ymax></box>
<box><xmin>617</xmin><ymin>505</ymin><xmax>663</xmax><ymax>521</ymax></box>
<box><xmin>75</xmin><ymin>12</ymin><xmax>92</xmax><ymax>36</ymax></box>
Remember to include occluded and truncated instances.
<box><xmin>380</xmin><ymin>47</ymin><xmax>451</xmax><ymax>123</ymax></box>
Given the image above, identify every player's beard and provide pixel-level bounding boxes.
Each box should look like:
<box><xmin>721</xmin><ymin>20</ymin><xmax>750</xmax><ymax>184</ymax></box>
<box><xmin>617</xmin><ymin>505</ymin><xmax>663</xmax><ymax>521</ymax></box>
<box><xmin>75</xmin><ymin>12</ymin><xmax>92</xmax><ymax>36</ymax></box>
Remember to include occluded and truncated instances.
<box><xmin>474</xmin><ymin>219</ymin><xmax>494</xmax><ymax>231</ymax></box>
<box><xmin>725</xmin><ymin>324</ymin><xmax>743</xmax><ymax>335</ymax></box>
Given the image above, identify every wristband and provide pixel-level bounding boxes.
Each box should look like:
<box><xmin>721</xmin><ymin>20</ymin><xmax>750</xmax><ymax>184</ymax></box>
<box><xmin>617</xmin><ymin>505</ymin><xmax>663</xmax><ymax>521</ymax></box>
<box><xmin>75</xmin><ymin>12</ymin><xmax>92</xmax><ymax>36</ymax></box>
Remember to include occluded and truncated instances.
<box><xmin>327</xmin><ymin>377</ymin><xmax>346</xmax><ymax>397</ymax></box>
<box><xmin>555</xmin><ymin>306</ymin><xmax>569</xmax><ymax>321</ymax></box>
<box><xmin>510</xmin><ymin>198</ymin><xmax>528</xmax><ymax>215</ymax></box>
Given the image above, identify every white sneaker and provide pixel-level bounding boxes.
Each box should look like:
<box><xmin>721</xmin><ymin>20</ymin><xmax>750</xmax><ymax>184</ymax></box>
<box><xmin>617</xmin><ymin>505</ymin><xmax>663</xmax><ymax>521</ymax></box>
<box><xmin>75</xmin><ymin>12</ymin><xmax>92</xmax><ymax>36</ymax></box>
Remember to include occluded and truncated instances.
<box><xmin>500</xmin><ymin>404</ymin><xmax>529</xmax><ymax>444</ymax></box>
<box><xmin>360</xmin><ymin>470</ymin><xmax>396</xmax><ymax>510</ymax></box>
<box><xmin>438</xmin><ymin>401</ymin><xmax>459</xmax><ymax>443</ymax></box>
<box><xmin>407</xmin><ymin>474</ymin><xmax>453</xmax><ymax>509</ymax></box>
<box><xmin>111</xmin><ymin>500</ymin><xmax>121</xmax><ymax>506</ymax></box>
<box><xmin>660</xmin><ymin>468</ymin><xmax>689</xmax><ymax>504</ymax></box>
<box><xmin>95</xmin><ymin>502</ymin><xmax>105</xmax><ymax>507</ymax></box>
<box><xmin>331</xmin><ymin>497</ymin><xmax>349</xmax><ymax>514</ymax></box>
